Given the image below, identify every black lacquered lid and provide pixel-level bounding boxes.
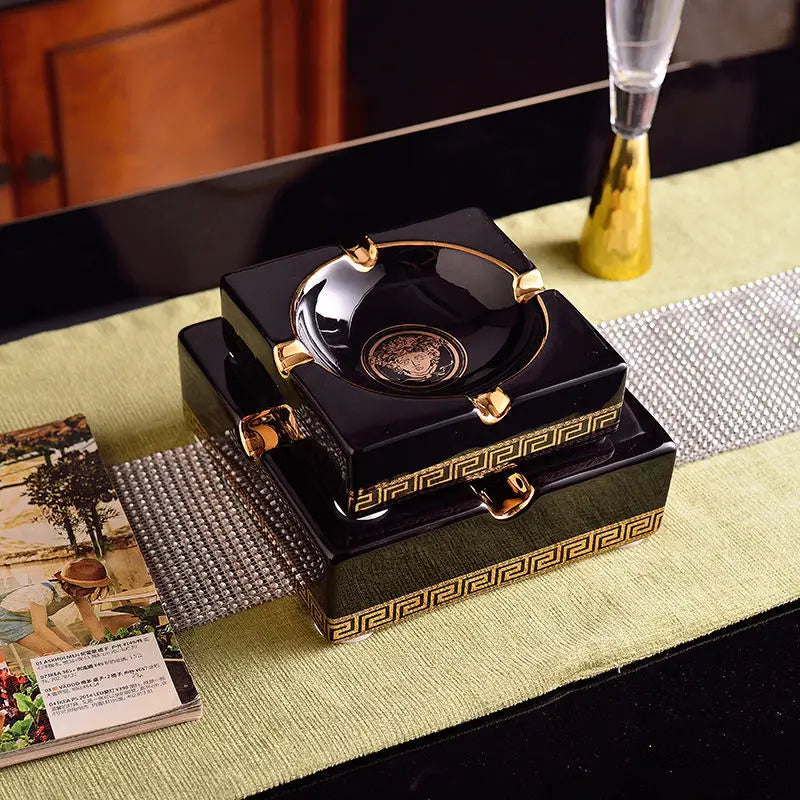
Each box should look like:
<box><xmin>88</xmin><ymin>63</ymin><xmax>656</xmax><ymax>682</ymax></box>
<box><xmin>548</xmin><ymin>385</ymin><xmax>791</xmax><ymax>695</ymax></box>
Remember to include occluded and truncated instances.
<box><xmin>220</xmin><ymin>209</ymin><xmax>627</xmax><ymax>514</ymax></box>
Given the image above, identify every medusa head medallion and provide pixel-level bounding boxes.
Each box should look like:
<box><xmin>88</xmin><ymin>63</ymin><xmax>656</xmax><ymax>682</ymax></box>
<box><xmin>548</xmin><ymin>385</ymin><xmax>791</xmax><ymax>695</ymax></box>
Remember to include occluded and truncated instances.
<box><xmin>361</xmin><ymin>325</ymin><xmax>468</xmax><ymax>390</ymax></box>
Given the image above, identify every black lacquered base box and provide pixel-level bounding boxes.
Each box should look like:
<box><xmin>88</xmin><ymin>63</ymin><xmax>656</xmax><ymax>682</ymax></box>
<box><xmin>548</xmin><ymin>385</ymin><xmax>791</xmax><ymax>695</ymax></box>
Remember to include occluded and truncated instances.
<box><xmin>179</xmin><ymin>208</ymin><xmax>675</xmax><ymax>641</ymax></box>
<box><xmin>180</xmin><ymin>318</ymin><xmax>675</xmax><ymax>643</ymax></box>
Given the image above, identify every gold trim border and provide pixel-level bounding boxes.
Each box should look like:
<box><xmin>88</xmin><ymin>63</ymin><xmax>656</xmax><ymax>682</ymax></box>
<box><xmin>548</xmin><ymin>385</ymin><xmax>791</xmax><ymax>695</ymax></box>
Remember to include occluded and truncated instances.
<box><xmin>183</xmin><ymin>400</ymin><xmax>208</xmax><ymax>441</ymax></box>
<box><xmin>352</xmin><ymin>402</ymin><xmax>623</xmax><ymax>512</ymax></box>
<box><xmin>300</xmin><ymin>506</ymin><xmax>664</xmax><ymax>642</ymax></box>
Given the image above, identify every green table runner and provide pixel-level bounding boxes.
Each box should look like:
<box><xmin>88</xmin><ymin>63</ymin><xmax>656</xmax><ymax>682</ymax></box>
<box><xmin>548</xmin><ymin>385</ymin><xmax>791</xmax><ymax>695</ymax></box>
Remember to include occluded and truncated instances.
<box><xmin>2</xmin><ymin>143</ymin><xmax>799</xmax><ymax>799</ymax></box>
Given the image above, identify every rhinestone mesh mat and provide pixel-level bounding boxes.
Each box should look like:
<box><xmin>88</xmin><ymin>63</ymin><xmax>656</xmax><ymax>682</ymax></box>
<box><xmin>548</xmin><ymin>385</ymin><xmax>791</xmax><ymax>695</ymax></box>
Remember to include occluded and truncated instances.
<box><xmin>110</xmin><ymin>268</ymin><xmax>800</xmax><ymax>631</ymax></box>
<box><xmin>112</xmin><ymin>435</ymin><xmax>326</xmax><ymax>630</ymax></box>
<box><xmin>599</xmin><ymin>268</ymin><xmax>800</xmax><ymax>466</ymax></box>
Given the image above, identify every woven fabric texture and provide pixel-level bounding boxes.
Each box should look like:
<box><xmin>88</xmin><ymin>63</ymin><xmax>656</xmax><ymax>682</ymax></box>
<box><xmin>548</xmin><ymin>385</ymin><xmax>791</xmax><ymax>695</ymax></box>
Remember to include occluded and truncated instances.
<box><xmin>1</xmin><ymin>142</ymin><xmax>799</xmax><ymax>799</ymax></box>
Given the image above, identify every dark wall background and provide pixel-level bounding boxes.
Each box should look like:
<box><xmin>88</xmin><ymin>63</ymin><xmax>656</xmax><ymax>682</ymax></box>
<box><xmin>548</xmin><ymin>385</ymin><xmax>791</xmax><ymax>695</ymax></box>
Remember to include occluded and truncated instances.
<box><xmin>346</xmin><ymin>1</ymin><xmax>607</xmax><ymax>137</ymax></box>
<box><xmin>345</xmin><ymin>0</ymin><xmax>800</xmax><ymax>138</ymax></box>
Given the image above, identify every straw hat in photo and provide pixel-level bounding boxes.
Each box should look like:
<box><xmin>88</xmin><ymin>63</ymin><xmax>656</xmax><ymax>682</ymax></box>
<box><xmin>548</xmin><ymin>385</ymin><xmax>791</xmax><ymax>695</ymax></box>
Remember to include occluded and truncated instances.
<box><xmin>54</xmin><ymin>558</ymin><xmax>113</xmax><ymax>588</ymax></box>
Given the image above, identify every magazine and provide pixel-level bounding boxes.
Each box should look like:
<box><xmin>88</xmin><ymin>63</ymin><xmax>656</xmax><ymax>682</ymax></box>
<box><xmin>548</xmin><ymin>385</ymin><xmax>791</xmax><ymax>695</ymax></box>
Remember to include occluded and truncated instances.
<box><xmin>0</xmin><ymin>415</ymin><xmax>201</xmax><ymax>767</ymax></box>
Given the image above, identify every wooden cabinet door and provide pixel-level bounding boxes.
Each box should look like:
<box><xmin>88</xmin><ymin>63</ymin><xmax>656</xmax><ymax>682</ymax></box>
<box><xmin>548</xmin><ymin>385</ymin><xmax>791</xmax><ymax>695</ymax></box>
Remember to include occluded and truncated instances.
<box><xmin>52</xmin><ymin>0</ymin><xmax>268</xmax><ymax>206</ymax></box>
<box><xmin>0</xmin><ymin>0</ymin><xmax>210</xmax><ymax>216</ymax></box>
<box><xmin>0</xmin><ymin>0</ymin><xmax>343</xmax><ymax>218</ymax></box>
<box><xmin>0</xmin><ymin>73</ymin><xmax>15</xmax><ymax>222</ymax></box>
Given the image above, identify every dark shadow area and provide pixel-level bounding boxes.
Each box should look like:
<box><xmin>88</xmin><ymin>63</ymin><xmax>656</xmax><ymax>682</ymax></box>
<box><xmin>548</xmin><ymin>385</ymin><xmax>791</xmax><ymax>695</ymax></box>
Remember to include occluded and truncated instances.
<box><xmin>260</xmin><ymin>599</ymin><xmax>800</xmax><ymax>799</ymax></box>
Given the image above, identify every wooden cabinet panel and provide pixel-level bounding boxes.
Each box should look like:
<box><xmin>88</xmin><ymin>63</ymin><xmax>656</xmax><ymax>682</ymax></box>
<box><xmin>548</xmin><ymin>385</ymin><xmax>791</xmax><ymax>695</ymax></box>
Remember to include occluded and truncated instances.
<box><xmin>307</xmin><ymin>0</ymin><xmax>346</xmax><ymax>147</ymax></box>
<box><xmin>266</xmin><ymin>0</ymin><xmax>302</xmax><ymax>157</ymax></box>
<box><xmin>0</xmin><ymin>0</ymin><xmax>345</xmax><ymax>218</ymax></box>
<box><xmin>0</xmin><ymin>0</ymin><xmax>208</xmax><ymax>216</ymax></box>
<box><xmin>53</xmin><ymin>0</ymin><xmax>267</xmax><ymax>206</ymax></box>
<box><xmin>0</xmin><ymin>72</ymin><xmax>15</xmax><ymax>222</ymax></box>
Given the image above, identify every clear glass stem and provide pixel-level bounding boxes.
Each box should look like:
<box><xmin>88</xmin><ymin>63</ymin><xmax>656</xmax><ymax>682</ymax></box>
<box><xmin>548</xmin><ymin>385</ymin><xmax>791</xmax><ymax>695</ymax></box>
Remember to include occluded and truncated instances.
<box><xmin>606</xmin><ymin>0</ymin><xmax>684</xmax><ymax>137</ymax></box>
<box><xmin>610</xmin><ymin>81</ymin><xmax>661</xmax><ymax>138</ymax></box>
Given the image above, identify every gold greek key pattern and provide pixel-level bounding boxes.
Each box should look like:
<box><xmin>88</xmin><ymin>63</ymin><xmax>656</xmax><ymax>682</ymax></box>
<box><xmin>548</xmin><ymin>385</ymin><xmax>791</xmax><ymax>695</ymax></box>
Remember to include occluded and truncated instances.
<box><xmin>301</xmin><ymin>507</ymin><xmax>664</xmax><ymax>642</ymax></box>
<box><xmin>183</xmin><ymin>400</ymin><xmax>208</xmax><ymax>441</ymax></box>
<box><xmin>352</xmin><ymin>403</ymin><xmax>623</xmax><ymax>513</ymax></box>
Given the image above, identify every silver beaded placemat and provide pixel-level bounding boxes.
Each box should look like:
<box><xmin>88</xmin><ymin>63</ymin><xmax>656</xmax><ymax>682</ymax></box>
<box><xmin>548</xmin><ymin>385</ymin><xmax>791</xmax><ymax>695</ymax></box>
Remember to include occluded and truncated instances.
<box><xmin>113</xmin><ymin>435</ymin><xmax>325</xmax><ymax>631</ymax></box>
<box><xmin>111</xmin><ymin>268</ymin><xmax>800</xmax><ymax>631</ymax></box>
<box><xmin>599</xmin><ymin>267</ymin><xmax>800</xmax><ymax>465</ymax></box>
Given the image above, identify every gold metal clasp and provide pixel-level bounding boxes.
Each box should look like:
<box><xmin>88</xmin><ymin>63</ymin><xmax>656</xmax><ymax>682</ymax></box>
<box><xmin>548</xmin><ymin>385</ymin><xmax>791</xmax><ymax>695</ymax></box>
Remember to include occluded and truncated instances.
<box><xmin>238</xmin><ymin>405</ymin><xmax>301</xmax><ymax>459</ymax></box>
<box><xmin>273</xmin><ymin>338</ymin><xmax>314</xmax><ymax>377</ymax></box>
<box><xmin>512</xmin><ymin>268</ymin><xmax>545</xmax><ymax>302</ymax></box>
<box><xmin>475</xmin><ymin>472</ymin><xmax>535</xmax><ymax>520</ymax></box>
<box><xmin>470</xmin><ymin>387</ymin><xmax>511</xmax><ymax>424</ymax></box>
<box><xmin>344</xmin><ymin>236</ymin><xmax>379</xmax><ymax>271</ymax></box>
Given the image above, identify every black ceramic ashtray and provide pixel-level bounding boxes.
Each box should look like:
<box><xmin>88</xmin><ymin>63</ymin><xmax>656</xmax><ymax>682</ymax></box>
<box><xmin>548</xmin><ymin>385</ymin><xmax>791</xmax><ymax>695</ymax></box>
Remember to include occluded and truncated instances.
<box><xmin>216</xmin><ymin>209</ymin><xmax>628</xmax><ymax>515</ymax></box>
<box><xmin>288</xmin><ymin>238</ymin><xmax>548</xmax><ymax>398</ymax></box>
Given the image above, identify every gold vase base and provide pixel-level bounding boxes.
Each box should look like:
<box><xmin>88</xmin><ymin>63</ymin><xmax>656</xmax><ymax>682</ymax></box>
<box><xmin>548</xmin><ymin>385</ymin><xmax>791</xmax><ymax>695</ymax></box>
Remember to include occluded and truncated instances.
<box><xmin>578</xmin><ymin>132</ymin><xmax>652</xmax><ymax>281</ymax></box>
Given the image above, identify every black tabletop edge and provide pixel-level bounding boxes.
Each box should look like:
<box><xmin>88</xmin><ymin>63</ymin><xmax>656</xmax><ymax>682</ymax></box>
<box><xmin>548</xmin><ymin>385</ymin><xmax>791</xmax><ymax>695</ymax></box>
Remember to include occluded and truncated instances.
<box><xmin>256</xmin><ymin>597</ymin><xmax>800</xmax><ymax>799</ymax></box>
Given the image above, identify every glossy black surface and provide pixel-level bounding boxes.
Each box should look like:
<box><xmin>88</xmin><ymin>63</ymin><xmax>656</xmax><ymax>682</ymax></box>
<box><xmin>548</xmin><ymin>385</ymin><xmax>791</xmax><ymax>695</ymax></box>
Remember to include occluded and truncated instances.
<box><xmin>293</xmin><ymin>243</ymin><xmax>544</xmax><ymax>397</ymax></box>
<box><xmin>179</xmin><ymin>315</ymin><xmax>673</xmax><ymax>619</ymax></box>
<box><xmin>275</xmin><ymin>393</ymin><xmax>672</xmax><ymax>559</ymax></box>
<box><xmin>220</xmin><ymin>209</ymin><xmax>627</xmax><ymax>503</ymax></box>
<box><xmin>182</xmin><ymin>315</ymin><xmax>619</xmax><ymax>532</ymax></box>
<box><xmin>3</xmin><ymin>46</ymin><xmax>800</xmax><ymax>344</ymax></box>
<box><xmin>290</xmin><ymin>397</ymin><xmax>674</xmax><ymax>619</ymax></box>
